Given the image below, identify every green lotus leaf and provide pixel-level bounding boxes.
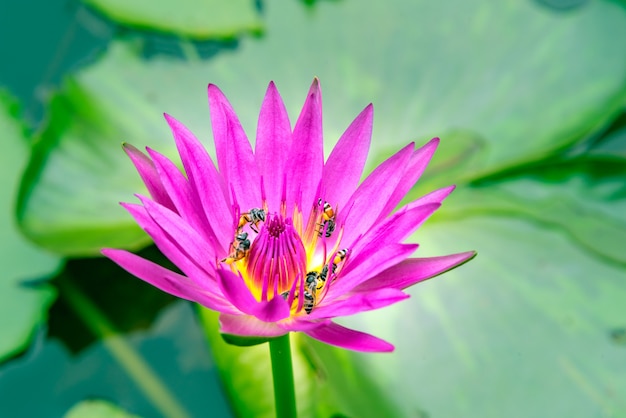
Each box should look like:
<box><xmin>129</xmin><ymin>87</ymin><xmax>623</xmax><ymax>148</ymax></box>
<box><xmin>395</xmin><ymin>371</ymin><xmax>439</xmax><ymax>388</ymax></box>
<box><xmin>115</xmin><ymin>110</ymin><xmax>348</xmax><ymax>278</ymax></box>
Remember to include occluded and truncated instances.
<box><xmin>0</xmin><ymin>91</ymin><xmax>60</xmax><ymax>363</ymax></box>
<box><xmin>81</xmin><ymin>0</ymin><xmax>262</xmax><ymax>39</ymax></box>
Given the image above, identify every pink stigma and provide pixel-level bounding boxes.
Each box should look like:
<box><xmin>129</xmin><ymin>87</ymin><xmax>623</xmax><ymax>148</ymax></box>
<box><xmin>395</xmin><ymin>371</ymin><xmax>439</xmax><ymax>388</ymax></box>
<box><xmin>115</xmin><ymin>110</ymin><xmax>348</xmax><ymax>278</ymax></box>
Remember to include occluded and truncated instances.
<box><xmin>246</xmin><ymin>214</ymin><xmax>307</xmax><ymax>300</ymax></box>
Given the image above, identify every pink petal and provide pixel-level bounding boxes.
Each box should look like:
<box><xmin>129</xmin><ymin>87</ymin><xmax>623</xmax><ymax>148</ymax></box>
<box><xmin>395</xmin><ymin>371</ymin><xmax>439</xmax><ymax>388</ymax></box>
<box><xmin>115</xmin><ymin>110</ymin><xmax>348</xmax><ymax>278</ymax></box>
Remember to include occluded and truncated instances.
<box><xmin>146</xmin><ymin>147</ymin><xmax>220</xmax><ymax>250</ymax></box>
<box><xmin>164</xmin><ymin>114</ymin><xmax>233</xmax><ymax>246</ymax></box>
<box><xmin>348</xmin><ymin>186</ymin><xmax>454</xmax><ymax>256</ymax></box>
<box><xmin>208</xmin><ymin>84</ymin><xmax>262</xmax><ymax>211</ymax></box>
<box><xmin>337</xmin><ymin>143</ymin><xmax>414</xmax><ymax>248</ymax></box>
<box><xmin>140</xmin><ymin>197</ymin><xmax>218</xmax><ymax>268</ymax></box>
<box><xmin>102</xmin><ymin>248</ymin><xmax>237</xmax><ymax>314</ymax></box>
<box><xmin>320</xmin><ymin>104</ymin><xmax>373</xmax><ymax>213</ymax></box>
<box><xmin>122</xmin><ymin>202</ymin><xmax>218</xmax><ymax>287</ymax></box>
<box><xmin>122</xmin><ymin>143</ymin><xmax>174</xmax><ymax>211</ymax></box>
<box><xmin>380</xmin><ymin>138</ymin><xmax>439</xmax><ymax>218</ymax></box>
<box><xmin>255</xmin><ymin>295</ymin><xmax>292</xmax><ymax>323</ymax></box>
<box><xmin>277</xmin><ymin>318</ymin><xmax>331</xmax><ymax>332</ymax></box>
<box><xmin>405</xmin><ymin>185</ymin><xmax>455</xmax><ymax>210</ymax></box>
<box><xmin>325</xmin><ymin>243</ymin><xmax>419</xmax><ymax>302</ymax></box>
<box><xmin>304</xmin><ymin>322</ymin><xmax>394</xmax><ymax>352</ymax></box>
<box><xmin>309</xmin><ymin>288</ymin><xmax>409</xmax><ymax>319</ymax></box>
<box><xmin>350</xmin><ymin>203</ymin><xmax>441</xmax><ymax>255</ymax></box>
<box><xmin>352</xmin><ymin>251</ymin><xmax>477</xmax><ymax>293</ymax></box>
<box><xmin>217</xmin><ymin>269</ymin><xmax>291</xmax><ymax>322</ymax></box>
<box><xmin>216</xmin><ymin>269</ymin><xmax>257</xmax><ymax>315</ymax></box>
<box><xmin>284</xmin><ymin>78</ymin><xmax>324</xmax><ymax>220</ymax></box>
<box><xmin>255</xmin><ymin>81</ymin><xmax>292</xmax><ymax>213</ymax></box>
<box><xmin>220</xmin><ymin>314</ymin><xmax>288</xmax><ymax>337</ymax></box>
<box><xmin>219</xmin><ymin>313</ymin><xmax>287</xmax><ymax>337</ymax></box>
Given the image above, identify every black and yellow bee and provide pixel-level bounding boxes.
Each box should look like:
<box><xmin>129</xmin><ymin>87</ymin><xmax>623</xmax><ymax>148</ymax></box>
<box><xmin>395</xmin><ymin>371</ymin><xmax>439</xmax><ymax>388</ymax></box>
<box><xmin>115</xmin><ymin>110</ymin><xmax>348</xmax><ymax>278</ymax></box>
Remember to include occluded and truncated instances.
<box><xmin>316</xmin><ymin>199</ymin><xmax>336</xmax><ymax>238</ymax></box>
<box><xmin>221</xmin><ymin>232</ymin><xmax>251</xmax><ymax>264</ymax></box>
<box><xmin>237</xmin><ymin>208</ymin><xmax>266</xmax><ymax>233</ymax></box>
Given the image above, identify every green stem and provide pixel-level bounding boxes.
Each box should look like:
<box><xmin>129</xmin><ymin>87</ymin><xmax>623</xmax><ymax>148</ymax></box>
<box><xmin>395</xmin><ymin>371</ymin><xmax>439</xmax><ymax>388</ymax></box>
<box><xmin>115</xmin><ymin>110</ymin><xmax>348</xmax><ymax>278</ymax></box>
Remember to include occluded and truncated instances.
<box><xmin>269</xmin><ymin>333</ymin><xmax>297</xmax><ymax>418</ymax></box>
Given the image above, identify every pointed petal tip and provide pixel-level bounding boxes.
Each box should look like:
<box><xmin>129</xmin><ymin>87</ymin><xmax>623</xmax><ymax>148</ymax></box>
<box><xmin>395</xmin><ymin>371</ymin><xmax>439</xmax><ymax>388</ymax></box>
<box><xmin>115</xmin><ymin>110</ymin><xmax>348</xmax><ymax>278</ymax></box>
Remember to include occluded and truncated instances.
<box><xmin>144</xmin><ymin>146</ymin><xmax>169</xmax><ymax>160</ymax></box>
<box><xmin>263</xmin><ymin>80</ymin><xmax>282</xmax><ymax>100</ymax></box>
<box><xmin>373</xmin><ymin>340</ymin><xmax>396</xmax><ymax>353</ymax></box>
<box><xmin>101</xmin><ymin>247</ymin><xmax>125</xmax><ymax>262</ymax></box>
<box><xmin>207</xmin><ymin>84</ymin><xmax>229</xmax><ymax>111</ymax></box>
<box><xmin>422</xmin><ymin>137</ymin><xmax>440</xmax><ymax>151</ymax></box>
<box><xmin>120</xmin><ymin>199</ymin><xmax>145</xmax><ymax>214</ymax></box>
<box><xmin>421</xmin><ymin>136</ymin><xmax>441</xmax><ymax>149</ymax></box>
<box><xmin>134</xmin><ymin>193</ymin><xmax>149</xmax><ymax>204</ymax></box>
<box><xmin>438</xmin><ymin>250</ymin><xmax>478</xmax><ymax>274</ymax></box>
<box><xmin>207</xmin><ymin>83</ymin><xmax>226</xmax><ymax>100</ymax></box>
<box><xmin>443</xmin><ymin>250</ymin><xmax>478</xmax><ymax>274</ymax></box>
<box><xmin>464</xmin><ymin>250</ymin><xmax>478</xmax><ymax>261</ymax></box>
<box><xmin>357</xmin><ymin>103</ymin><xmax>374</xmax><ymax>121</ymax></box>
<box><xmin>163</xmin><ymin>113</ymin><xmax>180</xmax><ymax>129</ymax></box>
<box><xmin>121</xmin><ymin>142</ymin><xmax>142</xmax><ymax>155</ymax></box>
<box><xmin>101</xmin><ymin>247</ymin><xmax>134</xmax><ymax>261</ymax></box>
<box><xmin>308</xmin><ymin>77</ymin><xmax>321</xmax><ymax>96</ymax></box>
<box><xmin>407</xmin><ymin>137</ymin><xmax>439</xmax><ymax>164</ymax></box>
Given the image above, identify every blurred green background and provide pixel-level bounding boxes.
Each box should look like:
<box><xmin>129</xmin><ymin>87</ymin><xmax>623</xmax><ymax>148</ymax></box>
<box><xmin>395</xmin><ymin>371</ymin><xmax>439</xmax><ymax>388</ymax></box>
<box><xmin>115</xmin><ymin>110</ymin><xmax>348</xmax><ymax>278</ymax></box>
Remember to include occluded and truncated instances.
<box><xmin>1</xmin><ymin>0</ymin><xmax>625</xmax><ymax>417</ymax></box>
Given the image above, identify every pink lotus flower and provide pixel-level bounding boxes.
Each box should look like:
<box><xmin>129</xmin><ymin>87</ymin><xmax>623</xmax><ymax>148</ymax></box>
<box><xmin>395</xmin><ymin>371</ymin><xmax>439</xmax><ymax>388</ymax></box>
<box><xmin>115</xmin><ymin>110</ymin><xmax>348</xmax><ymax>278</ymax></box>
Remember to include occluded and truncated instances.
<box><xmin>102</xmin><ymin>79</ymin><xmax>475</xmax><ymax>352</ymax></box>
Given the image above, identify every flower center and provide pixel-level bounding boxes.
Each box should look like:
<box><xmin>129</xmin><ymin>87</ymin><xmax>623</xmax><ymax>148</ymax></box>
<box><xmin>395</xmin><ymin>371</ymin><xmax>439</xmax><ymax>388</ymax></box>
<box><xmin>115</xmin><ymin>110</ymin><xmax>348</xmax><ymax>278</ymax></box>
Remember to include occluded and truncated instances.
<box><xmin>220</xmin><ymin>201</ymin><xmax>349</xmax><ymax>313</ymax></box>
<box><xmin>245</xmin><ymin>214</ymin><xmax>307</xmax><ymax>301</ymax></box>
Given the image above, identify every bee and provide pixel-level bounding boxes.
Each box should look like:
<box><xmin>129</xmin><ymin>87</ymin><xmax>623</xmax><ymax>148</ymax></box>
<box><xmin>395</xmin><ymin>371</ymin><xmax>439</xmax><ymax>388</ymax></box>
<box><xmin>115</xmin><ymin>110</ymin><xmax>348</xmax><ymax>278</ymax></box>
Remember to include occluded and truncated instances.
<box><xmin>305</xmin><ymin>271</ymin><xmax>319</xmax><ymax>289</ymax></box>
<box><xmin>282</xmin><ymin>271</ymin><xmax>324</xmax><ymax>314</ymax></box>
<box><xmin>238</xmin><ymin>208</ymin><xmax>266</xmax><ymax>233</ymax></box>
<box><xmin>316</xmin><ymin>199</ymin><xmax>336</xmax><ymax>237</ymax></box>
<box><xmin>221</xmin><ymin>232</ymin><xmax>251</xmax><ymax>264</ymax></box>
<box><xmin>282</xmin><ymin>287</ymin><xmax>316</xmax><ymax>315</ymax></box>
<box><xmin>287</xmin><ymin>252</ymin><xmax>349</xmax><ymax>315</ymax></box>
<box><xmin>333</xmin><ymin>248</ymin><xmax>348</xmax><ymax>265</ymax></box>
<box><xmin>303</xmin><ymin>289</ymin><xmax>316</xmax><ymax>314</ymax></box>
<box><xmin>304</xmin><ymin>267</ymin><xmax>325</xmax><ymax>295</ymax></box>
<box><xmin>305</xmin><ymin>249</ymin><xmax>349</xmax><ymax>293</ymax></box>
<box><xmin>318</xmin><ymin>199</ymin><xmax>335</xmax><ymax>220</ymax></box>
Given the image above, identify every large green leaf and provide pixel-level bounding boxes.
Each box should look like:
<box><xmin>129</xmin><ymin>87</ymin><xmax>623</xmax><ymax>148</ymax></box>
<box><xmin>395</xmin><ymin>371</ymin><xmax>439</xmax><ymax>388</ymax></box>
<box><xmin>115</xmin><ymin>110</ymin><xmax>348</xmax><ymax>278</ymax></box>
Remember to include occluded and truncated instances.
<box><xmin>0</xmin><ymin>92</ymin><xmax>60</xmax><ymax>362</ymax></box>
<box><xmin>338</xmin><ymin>213</ymin><xmax>626</xmax><ymax>417</ymax></box>
<box><xmin>437</xmin><ymin>156</ymin><xmax>626</xmax><ymax>265</ymax></box>
<box><xmin>81</xmin><ymin>0</ymin><xmax>262</xmax><ymax>39</ymax></box>
<box><xmin>18</xmin><ymin>0</ymin><xmax>626</xmax><ymax>255</ymax></box>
